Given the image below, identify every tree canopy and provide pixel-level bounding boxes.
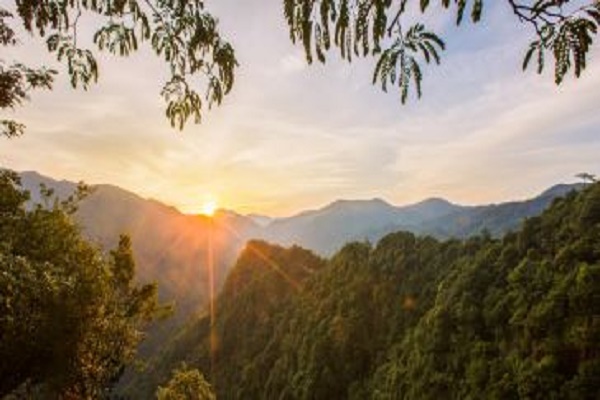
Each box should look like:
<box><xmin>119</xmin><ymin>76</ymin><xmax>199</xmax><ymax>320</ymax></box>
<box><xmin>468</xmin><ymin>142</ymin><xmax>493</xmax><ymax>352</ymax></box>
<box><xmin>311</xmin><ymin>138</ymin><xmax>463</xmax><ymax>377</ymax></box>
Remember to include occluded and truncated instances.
<box><xmin>1</xmin><ymin>0</ymin><xmax>599</xmax><ymax>136</ymax></box>
<box><xmin>284</xmin><ymin>0</ymin><xmax>600</xmax><ymax>101</ymax></box>
<box><xmin>0</xmin><ymin>170</ymin><xmax>169</xmax><ymax>398</ymax></box>
<box><xmin>156</xmin><ymin>365</ymin><xmax>216</xmax><ymax>400</ymax></box>
<box><xmin>0</xmin><ymin>0</ymin><xmax>237</xmax><ymax>136</ymax></box>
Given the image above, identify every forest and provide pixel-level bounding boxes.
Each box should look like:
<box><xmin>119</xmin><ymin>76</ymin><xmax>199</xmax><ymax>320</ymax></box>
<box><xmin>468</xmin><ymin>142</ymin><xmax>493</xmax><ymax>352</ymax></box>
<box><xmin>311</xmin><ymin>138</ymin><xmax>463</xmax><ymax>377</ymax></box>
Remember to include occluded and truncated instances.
<box><xmin>118</xmin><ymin>181</ymin><xmax>600</xmax><ymax>399</ymax></box>
<box><xmin>2</xmin><ymin>171</ymin><xmax>600</xmax><ymax>399</ymax></box>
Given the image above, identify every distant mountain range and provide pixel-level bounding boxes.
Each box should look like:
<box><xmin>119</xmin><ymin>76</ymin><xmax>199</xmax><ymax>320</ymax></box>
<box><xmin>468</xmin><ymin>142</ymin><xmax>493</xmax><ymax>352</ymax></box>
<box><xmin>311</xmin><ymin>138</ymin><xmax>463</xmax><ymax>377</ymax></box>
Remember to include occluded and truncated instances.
<box><xmin>253</xmin><ymin>183</ymin><xmax>582</xmax><ymax>255</ymax></box>
<box><xmin>17</xmin><ymin>171</ymin><xmax>582</xmax><ymax>314</ymax></box>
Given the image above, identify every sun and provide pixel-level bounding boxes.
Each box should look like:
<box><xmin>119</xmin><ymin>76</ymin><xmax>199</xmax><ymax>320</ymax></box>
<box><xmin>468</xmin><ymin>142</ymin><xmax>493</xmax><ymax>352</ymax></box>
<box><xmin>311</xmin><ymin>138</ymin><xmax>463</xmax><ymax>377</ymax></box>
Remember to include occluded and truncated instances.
<box><xmin>200</xmin><ymin>200</ymin><xmax>218</xmax><ymax>217</ymax></box>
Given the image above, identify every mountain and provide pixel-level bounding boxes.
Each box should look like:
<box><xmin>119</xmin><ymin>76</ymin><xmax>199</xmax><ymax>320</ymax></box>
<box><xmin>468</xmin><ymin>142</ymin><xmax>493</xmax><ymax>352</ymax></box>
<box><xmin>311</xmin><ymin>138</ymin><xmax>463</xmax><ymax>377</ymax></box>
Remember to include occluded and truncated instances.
<box><xmin>256</xmin><ymin>197</ymin><xmax>464</xmax><ymax>255</ymax></box>
<box><xmin>252</xmin><ymin>185</ymin><xmax>582</xmax><ymax>255</ymax></box>
<box><xmin>538</xmin><ymin>182</ymin><xmax>585</xmax><ymax>198</ymax></box>
<box><xmin>15</xmin><ymin>170</ymin><xmax>586</xmax><ymax>395</ymax></box>
<box><xmin>411</xmin><ymin>183</ymin><xmax>585</xmax><ymax>239</ymax></box>
<box><xmin>17</xmin><ymin>171</ymin><xmax>267</xmax><ymax>385</ymax></box>
<box><xmin>18</xmin><ymin>171</ymin><xmax>260</xmax><ymax>319</ymax></box>
<box><xmin>257</xmin><ymin>198</ymin><xmax>411</xmax><ymax>255</ymax></box>
<box><xmin>20</xmin><ymin>171</ymin><xmax>78</xmax><ymax>204</ymax></box>
<box><xmin>18</xmin><ymin>171</ymin><xmax>584</xmax><ymax>299</ymax></box>
<box><xmin>122</xmin><ymin>240</ymin><xmax>326</xmax><ymax>397</ymax></box>
<box><xmin>247</xmin><ymin>213</ymin><xmax>274</xmax><ymax>227</ymax></box>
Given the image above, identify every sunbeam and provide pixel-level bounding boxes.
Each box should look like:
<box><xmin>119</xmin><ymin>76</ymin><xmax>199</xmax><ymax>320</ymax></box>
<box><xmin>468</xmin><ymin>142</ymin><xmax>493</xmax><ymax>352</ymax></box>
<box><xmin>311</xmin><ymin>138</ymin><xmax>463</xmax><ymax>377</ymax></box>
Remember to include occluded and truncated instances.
<box><xmin>215</xmin><ymin>218</ymin><xmax>302</xmax><ymax>291</ymax></box>
<box><xmin>207</xmin><ymin>216</ymin><xmax>217</xmax><ymax>384</ymax></box>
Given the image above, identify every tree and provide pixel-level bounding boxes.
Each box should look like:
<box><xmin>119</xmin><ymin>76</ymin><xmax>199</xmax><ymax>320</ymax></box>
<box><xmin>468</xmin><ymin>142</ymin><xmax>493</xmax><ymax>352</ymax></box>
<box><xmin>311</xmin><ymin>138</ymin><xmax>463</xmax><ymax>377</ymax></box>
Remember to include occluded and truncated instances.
<box><xmin>0</xmin><ymin>170</ymin><xmax>169</xmax><ymax>398</ymax></box>
<box><xmin>576</xmin><ymin>172</ymin><xmax>597</xmax><ymax>185</ymax></box>
<box><xmin>156</xmin><ymin>366</ymin><xmax>216</xmax><ymax>400</ymax></box>
<box><xmin>284</xmin><ymin>0</ymin><xmax>600</xmax><ymax>102</ymax></box>
<box><xmin>1</xmin><ymin>1</ymin><xmax>599</xmax><ymax>138</ymax></box>
<box><xmin>0</xmin><ymin>0</ymin><xmax>237</xmax><ymax>137</ymax></box>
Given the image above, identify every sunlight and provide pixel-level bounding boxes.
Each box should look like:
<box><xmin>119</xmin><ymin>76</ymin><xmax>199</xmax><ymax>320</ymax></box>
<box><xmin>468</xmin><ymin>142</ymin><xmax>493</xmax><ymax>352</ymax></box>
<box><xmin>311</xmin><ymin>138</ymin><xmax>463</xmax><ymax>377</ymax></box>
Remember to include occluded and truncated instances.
<box><xmin>201</xmin><ymin>200</ymin><xmax>217</xmax><ymax>217</ymax></box>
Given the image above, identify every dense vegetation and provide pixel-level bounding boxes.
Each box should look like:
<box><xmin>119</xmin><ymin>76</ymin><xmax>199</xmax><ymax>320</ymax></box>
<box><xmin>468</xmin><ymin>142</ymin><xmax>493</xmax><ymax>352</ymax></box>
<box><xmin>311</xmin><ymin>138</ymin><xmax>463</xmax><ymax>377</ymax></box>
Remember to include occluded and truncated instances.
<box><xmin>0</xmin><ymin>170</ymin><xmax>168</xmax><ymax>398</ymax></box>
<box><xmin>156</xmin><ymin>365</ymin><xmax>215</xmax><ymax>400</ymax></box>
<box><xmin>120</xmin><ymin>242</ymin><xmax>326</xmax><ymax>397</ymax></box>
<box><xmin>133</xmin><ymin>181</ymin><xmax>600</xmax><ymax>399</ymax></box>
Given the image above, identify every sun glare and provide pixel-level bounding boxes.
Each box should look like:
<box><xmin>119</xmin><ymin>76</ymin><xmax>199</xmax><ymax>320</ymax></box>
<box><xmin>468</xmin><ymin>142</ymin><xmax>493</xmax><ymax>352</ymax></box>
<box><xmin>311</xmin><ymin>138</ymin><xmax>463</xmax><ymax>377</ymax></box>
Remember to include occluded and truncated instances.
<box><xmin>201</xmin><ymin>200</ymin><xmax>217</xmax><ymax>217</ymax></box>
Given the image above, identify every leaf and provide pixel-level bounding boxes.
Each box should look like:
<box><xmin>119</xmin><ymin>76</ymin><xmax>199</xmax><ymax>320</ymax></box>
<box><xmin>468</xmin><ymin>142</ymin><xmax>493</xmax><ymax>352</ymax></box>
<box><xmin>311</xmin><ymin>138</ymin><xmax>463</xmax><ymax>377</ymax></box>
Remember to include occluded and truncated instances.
<box><xmin>522</xmin><ymin>42</ymin><xmax>538</xmax><ymax>71</ymax></box>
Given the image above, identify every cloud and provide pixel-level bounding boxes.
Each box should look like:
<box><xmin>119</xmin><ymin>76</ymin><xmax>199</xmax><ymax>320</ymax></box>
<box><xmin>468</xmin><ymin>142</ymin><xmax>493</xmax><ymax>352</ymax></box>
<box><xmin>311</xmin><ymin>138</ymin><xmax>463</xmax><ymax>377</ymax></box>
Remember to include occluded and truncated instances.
<box><xmin>280</xmin><ymin>51</ymin><xmax>307</xmax><ymax>74</ymax></box>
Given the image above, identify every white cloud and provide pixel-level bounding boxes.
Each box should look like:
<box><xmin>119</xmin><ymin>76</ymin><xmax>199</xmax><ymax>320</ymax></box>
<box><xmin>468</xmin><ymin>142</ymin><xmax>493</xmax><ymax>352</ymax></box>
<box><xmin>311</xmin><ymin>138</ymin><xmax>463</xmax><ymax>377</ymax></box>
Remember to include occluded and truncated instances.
<box><xmin>279</xmin><ymin>51</ymin><xmax>307</xmax><ymax>74</ymax></box>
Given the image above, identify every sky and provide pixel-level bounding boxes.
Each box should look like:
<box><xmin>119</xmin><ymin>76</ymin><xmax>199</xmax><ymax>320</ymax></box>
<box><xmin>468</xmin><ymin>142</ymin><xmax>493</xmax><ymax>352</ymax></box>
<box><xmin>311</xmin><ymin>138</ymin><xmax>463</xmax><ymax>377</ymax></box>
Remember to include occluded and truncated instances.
<box><xmin>2</xmin><ymin>0</ymin><xmax>600</xmax><ymax>216</ymax></box>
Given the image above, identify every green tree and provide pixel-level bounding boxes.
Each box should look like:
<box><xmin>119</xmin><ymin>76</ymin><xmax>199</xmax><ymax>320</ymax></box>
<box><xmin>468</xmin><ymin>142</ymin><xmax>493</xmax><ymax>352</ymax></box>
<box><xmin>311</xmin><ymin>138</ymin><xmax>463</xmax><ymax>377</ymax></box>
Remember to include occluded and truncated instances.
<box><xmin>0</xmin><ymin>0</ymin><xmax>237</xmax><ymax>137</ymax></box>
<box><xmin>0</xmin><ymin>170</ymin><xmax>169</xmax><ymax>398</ymax></box>
<box><xmin>156</xmin><ymin>366</ymin><xmax>216</xmax><ymax>400</ymax></box>
<box><xmin>576</xmin><ymin>172</ymin><xmax>597</xmax><ymax>185</ymax></box>
<box><xmin>284</xmin><ymin>0</ymin><xmax>600</xmax><ymax>102</ymax></box>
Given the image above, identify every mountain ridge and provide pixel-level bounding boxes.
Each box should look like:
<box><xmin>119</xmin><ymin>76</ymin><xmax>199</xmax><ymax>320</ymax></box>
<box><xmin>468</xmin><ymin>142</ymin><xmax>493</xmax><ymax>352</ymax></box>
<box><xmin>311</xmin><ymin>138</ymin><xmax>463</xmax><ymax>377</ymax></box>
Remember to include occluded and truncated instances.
<box><xmin>19</xmin><ymin>169</ymin><xmax>582</xmax><ymax>222</ymax></box>
<box><xmin>15</xmin><ymin>169</ymin><xmax>583</xmax><ymax>301</ymax></box>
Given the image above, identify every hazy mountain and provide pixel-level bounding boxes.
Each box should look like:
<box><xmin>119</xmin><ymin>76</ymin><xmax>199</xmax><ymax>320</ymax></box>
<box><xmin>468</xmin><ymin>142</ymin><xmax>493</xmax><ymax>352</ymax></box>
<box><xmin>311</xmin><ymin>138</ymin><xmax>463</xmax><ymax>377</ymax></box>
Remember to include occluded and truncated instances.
<box><xmin>19</xmin><ymin>171</ymin><xmax>259</xmax><ymax>319</ymax></box>
<box><xmin>18</xmin><ymin>171</ymin><xmax>583</xmax><ymax>303</ymax></box>
<box><xmin>20</xmin><ymin>171</ymin><xmax>78</xmax><ymax>204</ymax></box>
<box><xmin>247</xmin><ymin>213</ymin><xmax>274</xmax><ymax>227</ymax></box>
<box><xmin>398</xmin><ymin>197</ymin><xmax>461</xmax><ymax>221</ymax></box>
<box><xmin>409</xmin><ymin>183</ymin><xmax>585</xmax><ymax>239</ymax></box>
<box><xmin>250</xmin><ymin>186</ymin><xmax>581</xmax><ymax>255</ymax></box>
<box><xmin>254</xmin><ymin>197</ymin><xmax>464</xmax><ymax>255</ymax></box>
<box><xmin>538</xmin><ymin>182</ymin><xmax>585</xmax><ymax>198</ymax></box>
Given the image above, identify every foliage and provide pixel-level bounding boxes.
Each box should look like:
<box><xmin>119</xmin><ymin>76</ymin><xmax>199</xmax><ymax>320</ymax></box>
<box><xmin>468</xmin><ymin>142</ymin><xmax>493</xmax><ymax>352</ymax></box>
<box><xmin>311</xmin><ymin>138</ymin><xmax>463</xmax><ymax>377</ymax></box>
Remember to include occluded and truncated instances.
<box><xmin>373</xmin><ymin>23</ymin><xmax>444</xmax><ymax>103</ymax></box>
<box><xmin>138</xmin><ymin>181</ymin><xmax>600</xmax><ymax>399</ymax></box>
<box><xmin>156</xmin><ymin>365</ymin><xmax>215</xmax><ymax>400</ymax></box>
<box><xmin>2</xmin><ymin>1</ymin><xmax>600</xmax><ymax>136</ymax></box>
<box><xmin>0</xmin><ymin>169</ymin><xmax>168</xmax><ymax>398</ymax></box>
<box><xmin>284</xmin><ymin>0</ymin><xmax>600</xmax><ymax>102</ymax></box>
<box><xmin>519</xmin><ymin>1</ymin><xmax>600</xmax><ymax>84</ymax></box>
<box><xmin>576</xmin><ymin>172</ymin><xmax>597</xmax><ymax>185</ymax></box>
<box><xmin>0</xmin><ymin>0</ymin><xmax>237</xmax><ymax>135</ymax></box>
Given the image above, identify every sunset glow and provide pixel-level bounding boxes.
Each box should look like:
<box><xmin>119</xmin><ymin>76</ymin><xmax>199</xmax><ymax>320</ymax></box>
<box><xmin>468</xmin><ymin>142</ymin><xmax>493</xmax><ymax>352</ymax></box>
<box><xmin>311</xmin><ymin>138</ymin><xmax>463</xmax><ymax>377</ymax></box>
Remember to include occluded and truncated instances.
<box><xmin>201</xmin><ymin>200</ymin><xmax>218</xmax><ymax>217</ymax></box>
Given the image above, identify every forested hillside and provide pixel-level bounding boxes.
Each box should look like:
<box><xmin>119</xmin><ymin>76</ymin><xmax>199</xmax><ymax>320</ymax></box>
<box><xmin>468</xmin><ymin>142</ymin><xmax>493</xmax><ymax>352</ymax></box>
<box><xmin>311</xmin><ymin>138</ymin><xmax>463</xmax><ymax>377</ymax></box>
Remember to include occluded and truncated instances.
<box><xmin>121</xmin><ymin>242</ymin><xmax>326</xmax><ymax>397</ymax></box>
<box><xmin>131</xmin><ymin>183</ymin><xmax>600</xmax><ymax>399</ymax></box>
